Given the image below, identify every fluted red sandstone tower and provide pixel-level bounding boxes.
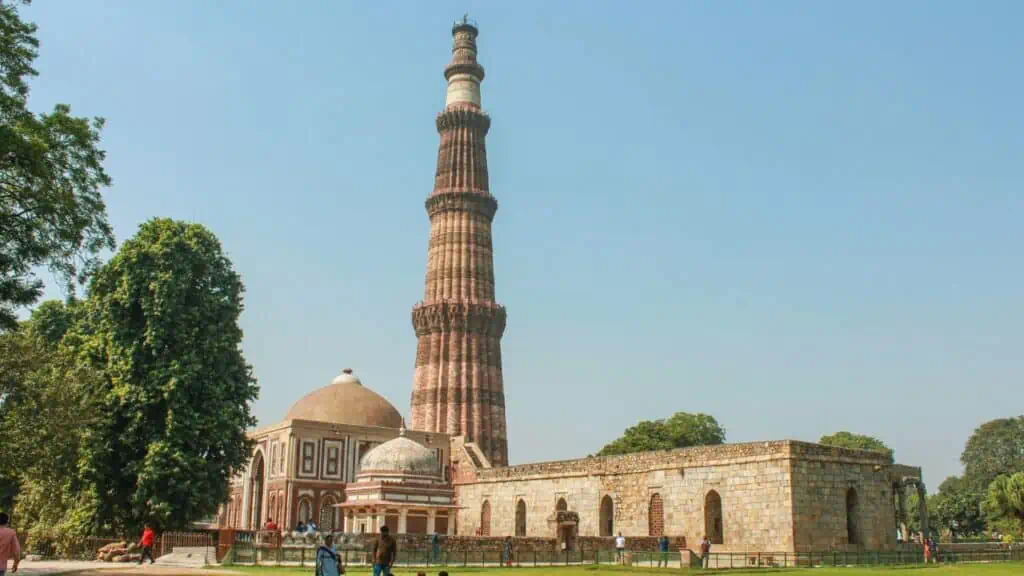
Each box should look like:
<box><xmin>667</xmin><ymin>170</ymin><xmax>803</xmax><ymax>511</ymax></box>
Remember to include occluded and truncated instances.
<box><xmin>410</xmin><ymin>19</ymin><xmax>508</xmax><ymax>467</ymax></box>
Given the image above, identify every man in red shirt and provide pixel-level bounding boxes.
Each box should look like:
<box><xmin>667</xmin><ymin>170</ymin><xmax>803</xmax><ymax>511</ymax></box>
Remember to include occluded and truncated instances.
<box><xmin>138</xmin><ymin>525</ymin><xmax>156</xmax><ymax>565</ymax></box>
<box><xmin>0</xmin><ymin>512</ymin><xmax>21</xmax><ymax>575</ymax></box>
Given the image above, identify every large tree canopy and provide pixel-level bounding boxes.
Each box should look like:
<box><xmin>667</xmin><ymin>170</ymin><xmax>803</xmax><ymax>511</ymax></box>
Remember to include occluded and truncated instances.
<box><xmin>818</xmin><ymin>431</ymin><xmax>894</xmax><ymax>463</ymax></box>
<box><xmin>74</xmin><ymin>218</ymin><xmax>258</xmax><ymax>535</ymax></box>
<box><xmin>983</xmin><ymin>473</ymin><xmax>1024</xmax><ymax>537</ymax></box>
<box><xmin>0</xmin><ymin>299</ymin><xmax>92</xmax><ymax>524</ymax></box>
<box><xmin>0</xmin><ymin>1</ymin><xmax>114</xmax><ymax>330</ymax></box>
<box><xmin>930</xmin><ymin>475</ymin><xmax>987</xmax><ymax>539</ymax></box>
<box><xmin>961</xmin><ymin>416</ymin><xmax>1024</xmax><ymax>493</ymax></box>
<box><xmin>598</xmin><ymin>412</ymin><xmax>726</xmax><ymax>456</ymax></box>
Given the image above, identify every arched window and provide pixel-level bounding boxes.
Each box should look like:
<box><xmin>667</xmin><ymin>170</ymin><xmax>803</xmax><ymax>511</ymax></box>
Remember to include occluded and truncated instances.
<box><xmin>556</xmin><ymin>498</ymin><xmax>567</xmax><ymax>512</ymax></box>
<box><xmin>846</xmin><ymin>488</ymin><xmax>859</xmax><ymax>545</ymax></box>
<box><xmin>705</xmin><ymin>490</ymin><xmax>723</xmax><ymax>544</ymax></box>
<box><xmin>321</xmin><ymin>495</ymin><xmax>338</xmax><ymax>531</ymax></box>
<box><xmin>600</xmin><ymin>495</ymin><xmax>614</xmax><ymax>537</ymax></box>
<box><xmin>250</xmin><ymin>451</ymin><xmax>265</xmax><ymax>529</ymax></box>
<box><xmin>515</xmin><ymin>499</ymin><xmax>527</xmax><ymax>537</ymax></box>
<box><xmin>648</xmin><ymin>493</ymin><xmax>664</xmax><ymax>537</ymax></box>
<box><xmin>298</xmin><ymin>498</ymin><xmax>313</xmax><ymax>524</ymax></box>
<box><xmin>480</xmin><ymin>500</ymin><xmax>491</xmax><ymax>536</ymax></box>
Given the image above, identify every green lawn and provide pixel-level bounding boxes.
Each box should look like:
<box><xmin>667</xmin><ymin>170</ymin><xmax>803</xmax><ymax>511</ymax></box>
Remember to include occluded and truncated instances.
<box><xmin>221</xmin><ymin>563</ymin><xmax>1024</xmax><ymax>576</ymax></box>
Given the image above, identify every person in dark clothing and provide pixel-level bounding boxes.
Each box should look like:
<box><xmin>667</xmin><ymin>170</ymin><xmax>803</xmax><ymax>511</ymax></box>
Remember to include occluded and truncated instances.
<box><xmin>502</xmin><ymin>536</ymin><xmax>513</xmax><ymax>566</ymax></box>
<box><xmin>700</xmin><ymin>536</ymin><xmax>711</xmax><ymax>569</ymax></box>
<box><xmin>138</xmin><ymin>525</ymin><xmax>156</xmax><ymax>565</ymax></box>
<box><xmin>657</xmin><ymin>535</ymin><xmax>670</xmax><ymax>567</ymax></box>
<box><xmin>431</xmin><ymin>533</ymin><xmax>440</xmax><ymax>564</ymax></box>
<box><xmin>371</xmin><ymin>526</ymin><xmax>397</xmax><ymax>576</ymax></box>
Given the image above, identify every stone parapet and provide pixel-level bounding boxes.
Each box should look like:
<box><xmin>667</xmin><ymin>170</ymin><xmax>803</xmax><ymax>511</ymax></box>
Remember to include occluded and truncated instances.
<box><xmin>411</xmin><ymin>300</ymin><xmax>507</xmax><ymax>337</ymax></box>
<box><xmin>471</xmin><ymin>440</ymin><xmax>896</xmax><ymax>482</ymax></box>
<box><xmin>425</xmin><ymin>190</ymin><xmax>497</xmax><ymax>220</ymax></box>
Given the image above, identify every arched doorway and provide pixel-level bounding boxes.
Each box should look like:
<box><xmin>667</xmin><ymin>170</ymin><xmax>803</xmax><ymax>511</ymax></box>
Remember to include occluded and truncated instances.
<box><xmin>649</xmin><ymin>493</ymin><xmax>664</xmax><ymax>536</ymax></box>
<box><xmin>249</xmin><ymin>451</ymin><xmax>265</xmax><ymax>529</ymax></box>
<box><xmin>268</xmin><ymin>493</ymin><xmax>277</xmax><ymax>526</ymax></box>
<box><xmin>298</xmin><ymin>498</ymin><xmax>313</xmax><ymax>524</ymax></box>
<box><xmin>846</xmin><ymin>488</ymin><xmax>860</xmax><ymax>545</ymax></box>
<box><xmin>600</xmin><ymin>496</ymin><xmax>614</xmax><ymax>537</ymax></box>
<box><xmin>552</xmin><ymin>498</ymin><xmax>577</xmax><ymax>551</ymax></box>
<box><xmin>320</xmin><ymin>495</ymin><xmax>338</xmax><ymax>531</ymax></box>
<box><xmin>480</xmin><ymin>500</ymin><xmax>491</xmax><ymax>536</ymax></box>
<box><xmin>515</xmin><ymin>499</ymin><xmax>527</xmax><ymax>537</ymax></box>
<box><xmin>705</xmin><ymin>490</ymin><xmax>723</xmax><ymax>544</ymax></box>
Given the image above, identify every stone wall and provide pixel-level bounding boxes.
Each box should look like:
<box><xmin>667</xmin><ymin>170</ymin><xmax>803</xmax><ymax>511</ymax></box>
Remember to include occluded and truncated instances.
<box><xmin>454</xmin><ymin>444</ymin><xmax>798</xmax><ymax>551</ymax></box>
<box><xmin>790</xmin><ymin>457</ymin><xmax>899</xmax><ymax>552</ymax></box>
<box><xmin>452</xmin><ymin>439</ymin><xmax>914</xmax><ymax>553</ymax></box>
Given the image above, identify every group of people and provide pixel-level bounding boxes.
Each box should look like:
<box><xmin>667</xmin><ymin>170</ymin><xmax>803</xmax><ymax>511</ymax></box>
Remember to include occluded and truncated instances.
<box><xmin>295</xmin><ymin>520</ymin><xmax>320</xmax><ymax>533</ymax></box>
<box><xmin>315</xmin><ymin>525</ymin><xmax>397</xmax><ymax>576</ymax></box>
<box><xmin>612</xmin><ymin>532</ymin><xmax>712</xmax><ymax>568</ymax></box>
<box><xmin>922</xmin><ymin>537</ymin><xmax>939</xmax><ymax>563</ymax></box>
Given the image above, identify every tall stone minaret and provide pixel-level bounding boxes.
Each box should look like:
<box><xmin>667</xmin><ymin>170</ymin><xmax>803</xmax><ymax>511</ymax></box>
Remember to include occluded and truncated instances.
<box><xmin>410</xmin><ymin>18</ymin><xmax>508</xmax><ymax>467</ymax></box>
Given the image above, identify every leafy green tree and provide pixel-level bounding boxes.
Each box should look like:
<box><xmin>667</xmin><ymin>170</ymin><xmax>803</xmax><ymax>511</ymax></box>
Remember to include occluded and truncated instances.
<box><xmin>818</xmin><ymin>431</ymin><xmax>894</xmax><ymax>463</ymax></box>
<box><xmin>960</xmin><ymin>416</ymin><xmax>1024</xmax><ymax>494</ymax></box>
<box><xmin>0</xmin><ymin>1</ymin><xmax>115</xmax><ymax>331</ymax></box>
<box><xmin>74</xmin><ymin>219</ymin><xmax>258</xmax><ymax>535</ymax></box>
<box><xmin>598</xmin><ymin>412</ymin><xmax>725</xmax><ymax>456</ymax></box>
<box><xmin>930</xmin><ymin>476</ymin><xmax>986</xmax><ymax>539</ymax></box>
<box><xmin>0</xmin><ymin>300</ymin><xmax>93</xmax><ymax>534</ymax></box>
<box><xmin>0</xmin><ymin>330</ymin><xmax>99</xmax><ymax>548</ymax></box>
<box><xmin>983</xmin><ymin>473</ymin><xmax>1024</xmax><ymax>540</ymax></box>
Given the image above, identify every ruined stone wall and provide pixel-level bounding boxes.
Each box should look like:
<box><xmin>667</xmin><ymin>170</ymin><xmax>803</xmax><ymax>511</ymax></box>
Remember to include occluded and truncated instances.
<box><xmin>454</xmin><ymin>442</ymin><xmax>798</xmax><ymax>551</ymax></box>
<box><xmin>789</xmin><ymin>448</ymin><xmax>899</xmax><ymax>552</ymax></box>
<box><xmin>453</xmin><ymin>440</ymin><xmax>909</xmax><ymax>553</ymax></box>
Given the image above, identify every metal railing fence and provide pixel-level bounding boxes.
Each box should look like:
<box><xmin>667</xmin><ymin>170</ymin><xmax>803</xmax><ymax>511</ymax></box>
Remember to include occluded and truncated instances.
<box><xmin>222</xmin><ymin>543</ymin><xmax>1024</xmax><ymax>569</ymax></box>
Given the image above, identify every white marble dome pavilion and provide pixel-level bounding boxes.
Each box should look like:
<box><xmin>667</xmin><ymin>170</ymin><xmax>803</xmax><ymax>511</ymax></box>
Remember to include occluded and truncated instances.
<box><xmin>357</xmin><ymin>425</ymin><xmax>441</xmax><ymax>481</ymax></box>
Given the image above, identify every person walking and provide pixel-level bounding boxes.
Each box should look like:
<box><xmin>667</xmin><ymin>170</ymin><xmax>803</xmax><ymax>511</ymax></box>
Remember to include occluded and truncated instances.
<box><xmin>657</xmin><ymin>535</ymin><xmax>670</xmax><ymax>567</ymax></box>
<box><xmin>0</xmin><ymin>513</ymin><xmax>21</xmax><ymax>576</ymax></box>
<box><xmin>431</xmin><ymin>533</ymin><xmax>440</xmax><ymax>564</ymax></box>
<box><xmin>502</xmin><ymin>536</ymin><xmax>513</xmax><ymax>567</ymax></box>
<box><xmin>371</xmin><ymin>526</ymin><xmax>396</xmax><ymax>576</ymax></box>
<box><xmin>138</xmin><ymin>524</ymin><xmax>156</xmax><ymax>565</ymax></box>
<box><xmin>316</xmin><ymin>534</ymin><xmax>343</xmax><ymax>576</ymax></box>
<box><xmin>615</xmin><ymin>532</ymin><xmax>625</xmax><ymax>565</ymax></box>
<box><xmin>700</xmin><ymin>535</ymin><xmax>711</xmax><ymax>569</ymax></box>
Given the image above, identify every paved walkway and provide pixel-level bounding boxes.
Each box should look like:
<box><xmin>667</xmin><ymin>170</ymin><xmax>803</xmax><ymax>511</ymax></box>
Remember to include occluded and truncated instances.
<box><xmin>13</xmin><ymin>560</ymin><xmax>239</xmax><ymax>576</ymax></box>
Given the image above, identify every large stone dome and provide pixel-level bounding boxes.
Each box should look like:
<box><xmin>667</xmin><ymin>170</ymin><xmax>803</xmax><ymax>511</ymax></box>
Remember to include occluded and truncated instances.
<box><xmin>284</xmin><ymin>369</ymin><xmax>403</xmax><ymax>428</ymax></box>
<box><xmin>359</xmin><ymin>426</ymin><xmax>440</xmax><ymax>477</ymax></box>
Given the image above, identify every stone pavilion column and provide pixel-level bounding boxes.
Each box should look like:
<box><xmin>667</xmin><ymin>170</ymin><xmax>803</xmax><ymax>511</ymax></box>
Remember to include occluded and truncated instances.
<box><xmin>427</xmin><ymin>510</ymin><xmax>437</xmax><ymax>534</ymax></box>
<box><xmin>399</xmin><ymin>509</ymin><xmax>408</xmax><ymax>534</ymax></box>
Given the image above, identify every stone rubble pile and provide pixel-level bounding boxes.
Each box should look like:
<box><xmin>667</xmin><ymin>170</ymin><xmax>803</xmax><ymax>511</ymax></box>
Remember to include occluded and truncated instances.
<box><xmin>96</xmin><ymin>541</ymin><xmax>142</xmax><ymax>562</ymax></box>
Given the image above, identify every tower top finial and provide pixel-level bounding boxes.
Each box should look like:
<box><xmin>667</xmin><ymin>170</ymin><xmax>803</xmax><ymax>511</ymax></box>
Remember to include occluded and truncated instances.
<box><xmin>445</xmin><ymin>18</ymin><xmax>485</xmax><ymax>108</ymax></box>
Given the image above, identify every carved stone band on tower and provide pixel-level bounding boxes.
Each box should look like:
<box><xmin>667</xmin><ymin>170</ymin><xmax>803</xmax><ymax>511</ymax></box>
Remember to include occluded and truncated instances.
<box><xmin>411</xmin><ymin>19</ymin><xmax>509</xmax><ymax>468</ymax></box>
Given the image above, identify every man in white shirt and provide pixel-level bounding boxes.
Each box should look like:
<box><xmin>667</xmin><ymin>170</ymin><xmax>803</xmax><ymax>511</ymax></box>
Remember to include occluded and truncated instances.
<box><xmin>615</xmin><ymin>533</ymin><xmax>625</xmax><ymax>564</ymax></box>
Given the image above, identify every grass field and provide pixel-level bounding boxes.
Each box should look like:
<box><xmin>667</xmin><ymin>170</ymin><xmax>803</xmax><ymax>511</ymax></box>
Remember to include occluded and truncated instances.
<box><xmin>217</xmin><ymin>563</ymin><xmax>1024</xmax><ymax>576</ymax></box>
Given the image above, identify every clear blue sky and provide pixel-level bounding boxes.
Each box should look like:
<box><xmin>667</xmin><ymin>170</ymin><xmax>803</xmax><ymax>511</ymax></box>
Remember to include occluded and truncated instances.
<box><xmin>23</xmin><ymin>1</ymin><xmax>1022</xmax><ymax>489</ymax></box>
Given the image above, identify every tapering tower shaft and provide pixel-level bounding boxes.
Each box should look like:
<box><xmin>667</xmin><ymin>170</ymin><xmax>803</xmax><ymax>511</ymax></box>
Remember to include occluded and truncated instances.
<box><xmin>411</xmin><ymin>20</ymin><xmax>508</xmax><ymax>467</ymax></box>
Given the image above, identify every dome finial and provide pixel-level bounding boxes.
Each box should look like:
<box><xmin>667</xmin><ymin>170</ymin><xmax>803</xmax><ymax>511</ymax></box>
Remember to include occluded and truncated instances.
<box><xmin>399</xmin><ymin>419</ymin><xmax>407</xmax><ymax>437</ymax></box>
<box><xmin>342</xmin><ymin>368</ymin><xmax>353</xmax><ymax>375</ymax></box>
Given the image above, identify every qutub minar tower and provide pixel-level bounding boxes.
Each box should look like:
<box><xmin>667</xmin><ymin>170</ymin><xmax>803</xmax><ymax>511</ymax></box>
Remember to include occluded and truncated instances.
<box><xmin>410</xmin><ymin>18</ymin><xmax>509</xmax><ymax>467</ymax></box>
